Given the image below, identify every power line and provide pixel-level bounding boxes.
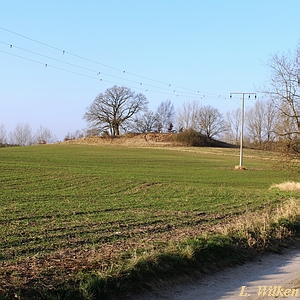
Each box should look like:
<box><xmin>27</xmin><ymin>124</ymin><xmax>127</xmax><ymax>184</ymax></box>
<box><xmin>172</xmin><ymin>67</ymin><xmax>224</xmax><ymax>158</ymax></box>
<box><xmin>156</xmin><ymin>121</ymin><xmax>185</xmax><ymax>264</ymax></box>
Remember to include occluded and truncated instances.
<box><xmin>1</xmin><ymin>48</ymin><xmax>222</xmax><ymax>100</ymax></box>
<box><xmin>0</xmin><ymin>42</ymin><xmax>222</xmax><ymax>99</ymax></box>
<box><xmin>0</xmin><ymin>49</ymin><xmax>101</xmax><ymax>81</ymax></box>
<box><xmin>0</xmin><ymin>26</ymin><xmax>224</xmax><ymax>99</ymax></box>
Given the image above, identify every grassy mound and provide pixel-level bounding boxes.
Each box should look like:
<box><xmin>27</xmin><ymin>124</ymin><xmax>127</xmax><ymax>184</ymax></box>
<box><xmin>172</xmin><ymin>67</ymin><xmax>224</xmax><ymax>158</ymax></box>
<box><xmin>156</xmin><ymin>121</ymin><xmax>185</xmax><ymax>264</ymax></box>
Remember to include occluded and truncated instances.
<box><xmin>63</xmin><ymin>132</ymin><xmax>237</xmax><ymax>148</ymax></box>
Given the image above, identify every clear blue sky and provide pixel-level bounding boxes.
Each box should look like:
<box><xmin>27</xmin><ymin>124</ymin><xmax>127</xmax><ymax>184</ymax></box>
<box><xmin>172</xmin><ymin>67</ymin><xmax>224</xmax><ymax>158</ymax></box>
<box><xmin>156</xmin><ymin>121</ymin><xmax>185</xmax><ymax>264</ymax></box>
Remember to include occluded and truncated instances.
<box><xmin>0</xmin><ymin>0</ymin><xmax>299</xmax><ymax>140</ymax></box>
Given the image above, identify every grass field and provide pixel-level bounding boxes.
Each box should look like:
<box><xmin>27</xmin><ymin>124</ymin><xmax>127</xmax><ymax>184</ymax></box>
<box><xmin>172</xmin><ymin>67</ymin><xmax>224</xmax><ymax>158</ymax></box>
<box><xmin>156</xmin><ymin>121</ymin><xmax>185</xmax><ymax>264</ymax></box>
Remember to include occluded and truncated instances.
<box><xmin>0</xmin><ymin>143</ymin><xmax>299</xmax><ymax>299</ymax></box>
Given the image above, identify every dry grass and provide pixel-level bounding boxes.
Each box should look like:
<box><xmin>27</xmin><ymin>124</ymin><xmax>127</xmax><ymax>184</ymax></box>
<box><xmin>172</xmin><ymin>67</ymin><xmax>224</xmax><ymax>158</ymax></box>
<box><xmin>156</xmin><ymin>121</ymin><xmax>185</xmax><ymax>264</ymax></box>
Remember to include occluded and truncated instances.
<box><xmin>270</xmin><ymin>181</ymin><xmax>300</xmax><ymax>192</ymax></box>
<box><xmin>219</xmin><ymin>198</ymin><xmax>299</xmax><ymax>249</ymax></box>
<box><xmin>63</xmin><ymin>133</ymin><xmax>177</xmax><ymax>147</ymax></box>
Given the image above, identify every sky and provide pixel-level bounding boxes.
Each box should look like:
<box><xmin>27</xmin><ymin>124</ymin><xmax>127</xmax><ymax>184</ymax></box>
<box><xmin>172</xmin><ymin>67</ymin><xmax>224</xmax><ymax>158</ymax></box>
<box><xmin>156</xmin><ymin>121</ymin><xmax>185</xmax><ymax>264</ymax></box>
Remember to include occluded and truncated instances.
<box><xmin>0</xmin><ymin>0</ymin><xmax>299</xmax><ymax>141</ymax></box>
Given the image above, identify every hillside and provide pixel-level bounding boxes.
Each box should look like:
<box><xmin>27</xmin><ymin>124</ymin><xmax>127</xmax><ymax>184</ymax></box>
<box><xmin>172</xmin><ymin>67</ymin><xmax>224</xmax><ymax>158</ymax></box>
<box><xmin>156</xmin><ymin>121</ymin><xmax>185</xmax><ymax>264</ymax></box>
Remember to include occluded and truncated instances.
<box><xmin>63</xmin><ymin>133</ymin><xmax>237</xmax><ymax>148</ymax></box>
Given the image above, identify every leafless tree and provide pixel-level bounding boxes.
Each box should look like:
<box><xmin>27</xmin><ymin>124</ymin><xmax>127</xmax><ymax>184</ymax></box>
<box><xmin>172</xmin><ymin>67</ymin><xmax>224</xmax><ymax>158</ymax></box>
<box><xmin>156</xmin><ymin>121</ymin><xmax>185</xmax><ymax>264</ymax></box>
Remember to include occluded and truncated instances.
<box><xmin>9</xmin><ymin>123</ymin><xmax>32</xmax><ymax>146</ymax></box>
<box><xmin>73</xmin><ymin>129</ymin><xmax>85</xmax><ymax>139</ymax></box>
<box><xmin>0</xmin><ymin>124</ymin><xmax>7</xmax><ymax>144</ymax></box>
<box><xmin>245</xmin><ymin>99</ymin><xmax>277</xmax><ymax>148</ymax></box>
<box><xmin>84</xmin><ymin>128</ymin><xmax>101</xmax><ymax>137</ymax></box>
<box><xmin>263</xmin><ymin>99</ymin><xmax>278</xmax><ymax>144</ymax></box>
<box><xmin>83</xmin><ymin>86</ymin><xmax>148</xmax><ymax>136</ymax></box>
<box><xmin>275</xmin><ymin>102</ymin><xmax>298</xmax><ymax>144</ymax></box>
<box><xmin>35</xmin><ymin>125</ymin><xmax>56</xmax><ymax>144</ymax></box>
<box><xmin>64</xmin><ymin>129</ymin><xmax>85</xmax><ymax>141</ymax></box>
<box><xmin>131</xmin><ymin>110</ymin><xmax>159</xmax><ymax>133</ymax></box>
<box><xmin>155</xmin><ymin>100</ymin><xmax>174</xmax><ymax>132</ymax></box>
<box><xmin>225</xmin><ymin>108</ymin><xmax>241</xmax><ymax>145</ymax></box>
<box><xmin>263</xmin><ymin>50</ymin><xmax>299</xmax><ymax>136</ymax></box>
<box><xmin>198</xmin><ymin>105</ymin><xmax>226</xmax><ymax>139</ymax></box>
<box><xmin>176</xmin><ymin>101</ymin><xmax>201</xmax><ymax>131</ymax></box>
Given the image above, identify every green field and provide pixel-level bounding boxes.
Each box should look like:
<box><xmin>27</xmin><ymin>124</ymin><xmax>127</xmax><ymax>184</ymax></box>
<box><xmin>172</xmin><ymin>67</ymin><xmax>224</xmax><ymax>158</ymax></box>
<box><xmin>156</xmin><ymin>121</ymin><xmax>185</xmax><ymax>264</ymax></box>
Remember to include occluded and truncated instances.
<box><xmin>0</xmin><ymin>144</ymin><xmax>299</xmax><ymax>299</ymax></box>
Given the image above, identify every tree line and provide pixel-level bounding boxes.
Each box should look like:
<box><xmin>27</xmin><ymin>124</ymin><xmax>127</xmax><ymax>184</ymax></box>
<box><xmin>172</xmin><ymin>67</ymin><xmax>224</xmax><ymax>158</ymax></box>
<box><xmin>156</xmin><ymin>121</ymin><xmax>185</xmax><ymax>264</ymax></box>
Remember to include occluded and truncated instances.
<box><xmin>1</xmin><ymin>48</ymin><xmax>299</xmax><ymax>152</ymax></box>
<box><xmin>0</xmin><ymin>124</ymin><xmax>56</xmax><ymax>146</ymax></box>
<box><xmin>82</xmin><ymin>90</ymin><xmax>298</xmax><ymax>151</ymax></box>
<box><xmin>81</xmin><ymin>47</ymin><xmax>298</xmax><ymax>153</ymax></box>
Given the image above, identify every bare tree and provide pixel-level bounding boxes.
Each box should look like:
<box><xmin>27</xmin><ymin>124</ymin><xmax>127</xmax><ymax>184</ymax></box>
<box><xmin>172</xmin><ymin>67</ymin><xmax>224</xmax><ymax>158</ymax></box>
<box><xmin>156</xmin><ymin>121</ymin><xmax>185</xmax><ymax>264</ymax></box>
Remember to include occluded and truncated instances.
<box><xmin>0</xmin><ymin>124</ymin><xmax>7</xmax><ymax>144</ymax></box>
<box><xmin>176</xmin><ymin>101</ymin><xmax>201</xmax><ymax>131</ymax></box>
<box><xmin>83</xmin><ymin>86</ymin><xmax>148</xmax><ymax>136</ymax></box>
<box><xmin>225</xmin><ymin>108</ymin><xmax>241</xmax><ymax>145</ymax></box>
<box><xmin>245</xmin><ymin>99</ymin><xmax>277</xmax><ymax>148</ymax></box>
<box><xmin>263</xmin><ymin>99</ymin><xmax>278</xmax><ymax>144</ymax></box>
<box><xmin>84</xmin><ymin>128</ymin><xmax>101</xmax><ymax>137</ymax></box>
<box><xmin>198</xmin><ymin>105</ymin><xmax>226</xmax><ymax>139</ymax></box>
<box><xmin>131</xmin><ymin>110</ymin><xmax>158</xmax><ymax>133</ymax></box>
<box><xmin>275</xmin><ymin>102</ymin><xmax>298</xmax><ymax>145</ymax></box>
<box><xmin>155</xmin><ymin>100</ymin><xmax>174</xmax><ymax>132</ymax></box>
<box><xmin>263</xmin><ymin>50</ymin><xmax>299</xmax><ymax>136</ymax></box>
<box><xmin>64</xmin><ymin>129</ymin><xmax>86</xmax><ymax>141</ymax></box>
<box><xmin>35</xmin><ymin>125</ymin><xmax>55</xmax><ymax>144</ymax></box>
<box><xmin>9</xmin><ymin>123</ymin><xmax>32</xmax><ymax>146</ymax></box>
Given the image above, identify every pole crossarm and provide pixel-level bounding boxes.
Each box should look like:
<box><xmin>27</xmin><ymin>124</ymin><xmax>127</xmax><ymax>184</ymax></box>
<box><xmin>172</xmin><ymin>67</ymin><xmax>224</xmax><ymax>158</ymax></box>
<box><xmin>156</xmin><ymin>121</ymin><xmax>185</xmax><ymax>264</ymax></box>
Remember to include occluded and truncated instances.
<box><xmin>229</xmin><ymin>92</ymin><xmax>257</xmax><ymax>167</ymax></box>
<box><xmin>230</xmin><ymin>92</ymin><xmax>257</xmax><ymax>96</ymax></box>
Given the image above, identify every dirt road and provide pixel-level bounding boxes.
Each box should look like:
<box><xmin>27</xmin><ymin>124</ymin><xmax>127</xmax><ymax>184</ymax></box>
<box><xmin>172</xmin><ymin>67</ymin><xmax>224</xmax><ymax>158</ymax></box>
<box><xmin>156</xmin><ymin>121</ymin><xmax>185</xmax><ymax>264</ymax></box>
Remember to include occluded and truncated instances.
<box><xmin>130</xmin><ymin>244</ymin><xmax>300</xmax><ymax>300</ymax></box>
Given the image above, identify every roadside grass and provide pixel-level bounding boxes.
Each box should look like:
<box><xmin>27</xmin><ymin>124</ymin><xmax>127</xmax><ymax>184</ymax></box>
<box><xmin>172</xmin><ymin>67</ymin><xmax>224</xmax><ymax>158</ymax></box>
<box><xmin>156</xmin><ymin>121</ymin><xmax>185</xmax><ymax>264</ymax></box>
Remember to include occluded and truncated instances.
<box><xmin>0</xmin><ymin>144</ymin><xmax>299</xmax><ymax>299</ymax></box>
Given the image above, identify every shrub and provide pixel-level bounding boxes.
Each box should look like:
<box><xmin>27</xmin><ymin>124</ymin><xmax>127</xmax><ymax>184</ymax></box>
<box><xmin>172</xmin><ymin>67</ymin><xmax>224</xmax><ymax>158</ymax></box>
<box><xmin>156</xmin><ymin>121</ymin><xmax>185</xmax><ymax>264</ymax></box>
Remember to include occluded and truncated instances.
<box><xmin>174</xmin><ymin>129</ymin><xmax>209</xmax><ymax>146</ymax></box>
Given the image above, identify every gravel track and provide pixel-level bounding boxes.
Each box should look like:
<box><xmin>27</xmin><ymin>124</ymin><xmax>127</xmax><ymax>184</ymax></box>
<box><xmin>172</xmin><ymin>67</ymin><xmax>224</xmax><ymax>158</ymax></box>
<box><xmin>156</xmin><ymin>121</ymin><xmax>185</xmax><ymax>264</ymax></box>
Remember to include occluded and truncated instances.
<box><xmin>130</xmin><ymin>244</ymin><xmax>300</xmax><ymax>300</ymax></box>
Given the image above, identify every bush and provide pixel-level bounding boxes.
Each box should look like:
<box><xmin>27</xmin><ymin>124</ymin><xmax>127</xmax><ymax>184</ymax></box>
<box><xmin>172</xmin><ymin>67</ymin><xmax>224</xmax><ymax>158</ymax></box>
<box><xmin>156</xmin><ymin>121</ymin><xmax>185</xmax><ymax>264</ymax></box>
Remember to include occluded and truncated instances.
<box><xmin>174</xmin><ymin>129</ymin><xmax>209</xmax><ymax>146</ymax></box>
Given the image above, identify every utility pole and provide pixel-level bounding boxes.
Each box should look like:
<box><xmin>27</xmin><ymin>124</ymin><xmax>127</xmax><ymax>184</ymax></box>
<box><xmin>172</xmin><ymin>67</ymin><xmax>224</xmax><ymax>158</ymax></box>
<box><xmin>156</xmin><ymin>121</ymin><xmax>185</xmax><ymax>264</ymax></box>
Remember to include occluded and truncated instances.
<box><xmin>230</xmin><ymin>92</ymin><xmax>257</xmax><ymax>169</ymax></box>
